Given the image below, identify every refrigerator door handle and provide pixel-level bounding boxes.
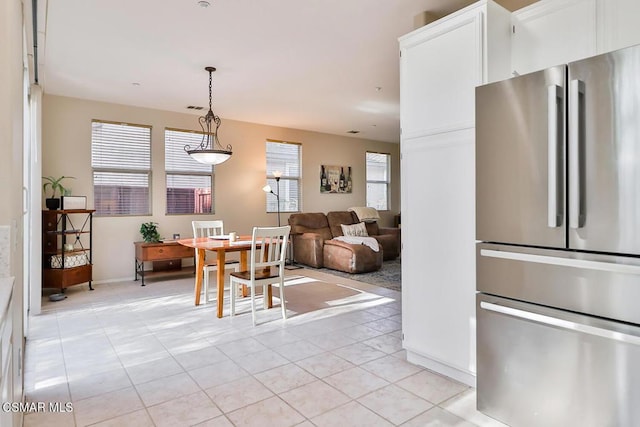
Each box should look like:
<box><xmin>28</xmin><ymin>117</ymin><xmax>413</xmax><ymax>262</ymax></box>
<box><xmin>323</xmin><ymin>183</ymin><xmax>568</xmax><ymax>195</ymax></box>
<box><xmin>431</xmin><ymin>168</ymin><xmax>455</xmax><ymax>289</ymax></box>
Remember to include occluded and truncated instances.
<box><xmin>480</xmin><ymin>301</ymin><xmax>640</xmax><ymax>346</ymax></box>
<box><xmin>547</xmin><ymin>85</ymin><xmax>563</xmax><ymax>227</ymax></box>
<box><xmin>480</xmin><ymin>248</ymin><xmax>640</xmax><ymax>275</ymax></box>
<box><xmin>569</xmin><ymin>79</ymin><xmax>585</xmax><ymax>229</ymax></box>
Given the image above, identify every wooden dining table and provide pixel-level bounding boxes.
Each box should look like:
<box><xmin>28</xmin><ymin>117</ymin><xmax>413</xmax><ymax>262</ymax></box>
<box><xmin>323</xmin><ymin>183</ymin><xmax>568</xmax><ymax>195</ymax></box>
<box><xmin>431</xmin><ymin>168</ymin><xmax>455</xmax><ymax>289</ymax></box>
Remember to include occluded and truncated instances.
<box><xmin>177</xmin><ymin>236</ymin><xmax>272</xmax><ymax>318</ymax></box>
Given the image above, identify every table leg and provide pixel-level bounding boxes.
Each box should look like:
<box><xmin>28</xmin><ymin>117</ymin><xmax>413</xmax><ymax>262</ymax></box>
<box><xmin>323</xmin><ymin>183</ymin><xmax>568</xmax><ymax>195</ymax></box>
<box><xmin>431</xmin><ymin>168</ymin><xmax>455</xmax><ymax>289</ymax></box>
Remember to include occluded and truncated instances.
<box><xmin>216</xmin><ymin>251</ymin><xmax>226</xmax><ymax>318</ymax></box>
<box><xmin>194</xmin><ymin>249</ymin><xmax>205</xmax><ymax>306</ymax></box>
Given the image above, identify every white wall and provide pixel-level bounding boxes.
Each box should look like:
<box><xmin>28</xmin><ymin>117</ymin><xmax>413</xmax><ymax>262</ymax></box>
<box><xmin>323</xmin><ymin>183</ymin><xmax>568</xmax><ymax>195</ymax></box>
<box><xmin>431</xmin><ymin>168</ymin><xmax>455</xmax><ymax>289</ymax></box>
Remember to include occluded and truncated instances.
<box><xmin>42</xmin><ymin>95</ymin><xmax>400</xmax><ymax>283</ymax></box>
<box><xmin>1</xmin><ymin>0</ymin><xmax>26</xmax><ymax>422</ymax></box>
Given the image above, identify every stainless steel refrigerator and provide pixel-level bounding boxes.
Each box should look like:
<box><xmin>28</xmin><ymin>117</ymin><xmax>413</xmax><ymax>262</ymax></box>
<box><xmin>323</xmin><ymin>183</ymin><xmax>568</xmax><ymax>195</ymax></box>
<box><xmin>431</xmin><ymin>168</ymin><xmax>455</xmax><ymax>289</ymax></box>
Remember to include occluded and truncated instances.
<box><xmin>475</xmin><ymin>43</ymin><xmax>640</xmax><ymax>427</ymax></box>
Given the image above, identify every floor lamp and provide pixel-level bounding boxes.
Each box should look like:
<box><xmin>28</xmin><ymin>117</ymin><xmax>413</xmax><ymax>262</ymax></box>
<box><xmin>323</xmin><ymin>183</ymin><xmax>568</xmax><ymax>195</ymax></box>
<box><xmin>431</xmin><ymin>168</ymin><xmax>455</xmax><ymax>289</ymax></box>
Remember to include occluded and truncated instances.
<box><xmin>262</xmin><ymin>170</ymin><xmax>282</xmax><ymax>227</ymax></box>
<box><xmin>262</xmin><ymin>172</ymin><xmax>301</xmax><ymax>269</ymax></box>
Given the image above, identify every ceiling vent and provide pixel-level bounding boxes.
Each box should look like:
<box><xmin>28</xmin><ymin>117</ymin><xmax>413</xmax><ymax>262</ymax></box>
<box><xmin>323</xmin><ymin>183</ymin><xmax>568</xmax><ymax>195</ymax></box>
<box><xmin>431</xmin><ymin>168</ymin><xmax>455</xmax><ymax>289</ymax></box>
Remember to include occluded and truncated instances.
<box><xmin>187</xmin><ymin>105</ymin><xmax>204</xmax><ymax>110</ymax></box>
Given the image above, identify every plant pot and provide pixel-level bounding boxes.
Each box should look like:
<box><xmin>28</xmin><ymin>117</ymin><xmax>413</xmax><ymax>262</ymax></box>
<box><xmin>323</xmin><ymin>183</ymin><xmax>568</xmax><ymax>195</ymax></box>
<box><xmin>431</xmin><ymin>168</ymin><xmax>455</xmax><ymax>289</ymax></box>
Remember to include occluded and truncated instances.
<box><xmin>45</xmin><ymin>198</ymin><xmax>60</xmax><ymax>210</ymax></box>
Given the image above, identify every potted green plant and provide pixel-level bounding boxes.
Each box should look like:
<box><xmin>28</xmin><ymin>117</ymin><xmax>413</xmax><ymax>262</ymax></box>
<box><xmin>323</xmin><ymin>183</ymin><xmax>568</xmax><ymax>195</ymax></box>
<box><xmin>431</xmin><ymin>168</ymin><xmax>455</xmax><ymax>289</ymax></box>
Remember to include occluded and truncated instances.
<box><xmin>140</xmin><ymin>222</ymin><xmax>161</xmax><ymax>243</ymax></box>
<box><xmin>42</xmin><ymin>176</ymin><xmax>75</xmax><ymax>210</ymax></box>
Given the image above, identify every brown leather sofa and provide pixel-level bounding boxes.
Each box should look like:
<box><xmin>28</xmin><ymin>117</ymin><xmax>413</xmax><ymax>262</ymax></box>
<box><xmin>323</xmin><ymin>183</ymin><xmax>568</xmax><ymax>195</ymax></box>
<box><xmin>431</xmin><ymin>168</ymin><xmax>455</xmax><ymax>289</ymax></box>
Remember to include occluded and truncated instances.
<box><xmin>288</xmin><ymin>211</ymin><xmax>400</xmax><ymax>274</ymax></box>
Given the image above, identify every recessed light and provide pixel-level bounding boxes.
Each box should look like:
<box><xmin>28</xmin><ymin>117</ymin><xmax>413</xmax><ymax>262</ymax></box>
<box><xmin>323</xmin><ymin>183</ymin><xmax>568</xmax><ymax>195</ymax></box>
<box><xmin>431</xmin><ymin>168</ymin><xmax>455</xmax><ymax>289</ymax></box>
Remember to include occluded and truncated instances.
<box><xmin>347</xmin><ymin>130</ymin><xmax>360</xmax><ymax>134</ymax></box>
<box><xmin>132</xmin><ymin>82</ymin><xmax>141</xmax><ymax>86</ymax></box>
<box><xmin>375</xmin><ymin>86</ymin><xmax>382</xmax><ymax>92</ymax></box>
<box><xmin>198</xmin><ymin>0</ymin><xmax>210</xmax><ymax>7</ymax></box>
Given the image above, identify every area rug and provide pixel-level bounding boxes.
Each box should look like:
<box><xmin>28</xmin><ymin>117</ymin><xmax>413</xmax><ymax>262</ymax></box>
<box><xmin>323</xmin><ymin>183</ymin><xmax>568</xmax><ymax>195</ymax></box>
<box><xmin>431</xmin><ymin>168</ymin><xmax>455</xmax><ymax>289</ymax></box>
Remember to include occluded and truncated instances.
<box><xmin>227</xmin><ymin>275</ymin><xmax>397</xmax><ymax>324</ymax></box>
<box><xmin>311</xmin><ymin>258</ymin><xmax>401</xmax><ymax>292</ymax></box>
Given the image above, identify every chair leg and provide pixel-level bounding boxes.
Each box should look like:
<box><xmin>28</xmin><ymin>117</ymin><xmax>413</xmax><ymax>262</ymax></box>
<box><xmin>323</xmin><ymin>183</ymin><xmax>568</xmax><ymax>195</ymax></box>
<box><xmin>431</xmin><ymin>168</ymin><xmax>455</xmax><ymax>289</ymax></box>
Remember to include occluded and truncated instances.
<box><xmin>232</xmin><ymin>265</ymin><xmax>241</xmax><ymax>298</ymax></box>
<box><xmin>230</xmin><ymin>278</ymin><xmax>236</xmax><ymax>317</ymax></box>
<box><xmin>279</xmin><ymin>277</ymin><xmax>287</xmax><ymax>320</ymax></box>
<box><xmin>263</xmin><ymin>284</ymin><xmax>269</xmax><ymax>310</ymax></box>
<box><xmin>203</xmin><ymin>269</ymin><xmax>209</xmax><ymax>304</ymax></box>
<box><xmin>250</xmin><ymin>283</ymin><xmax>257</xmax><ymax>326</ymax></box>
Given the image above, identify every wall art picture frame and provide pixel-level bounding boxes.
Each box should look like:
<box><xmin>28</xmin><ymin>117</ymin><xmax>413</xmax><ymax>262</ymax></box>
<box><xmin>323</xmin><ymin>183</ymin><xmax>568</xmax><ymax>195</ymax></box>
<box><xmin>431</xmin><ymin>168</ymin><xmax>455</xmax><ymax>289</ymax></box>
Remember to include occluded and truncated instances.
<box><xmin>320</xmin><ymin>165</ymin><xmax>352</xmax><ymax>193</ymax></box>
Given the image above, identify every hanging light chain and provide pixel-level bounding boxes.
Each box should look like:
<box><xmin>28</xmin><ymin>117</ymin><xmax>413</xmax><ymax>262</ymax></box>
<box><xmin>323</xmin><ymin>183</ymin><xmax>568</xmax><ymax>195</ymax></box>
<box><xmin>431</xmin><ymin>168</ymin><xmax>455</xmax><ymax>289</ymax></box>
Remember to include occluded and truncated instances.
<box><xmin>208</xmin><ymin>68</ymin><xmax>213</xmax><ymax>113</ymax></box>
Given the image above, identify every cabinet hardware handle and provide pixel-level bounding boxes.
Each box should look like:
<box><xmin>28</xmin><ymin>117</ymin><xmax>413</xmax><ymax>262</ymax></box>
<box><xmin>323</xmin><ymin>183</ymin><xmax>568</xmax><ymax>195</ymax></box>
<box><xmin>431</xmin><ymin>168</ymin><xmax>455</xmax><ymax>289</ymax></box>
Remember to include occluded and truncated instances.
<box><xmin>547</xmin><ymin>84</ymin><xmax>563</xmax><ymax>228</ymax></box>
<box><xmin>569</xmin><ymin>79</ymin><xmax>585</xmax><ymax>229</ymax></box>
<box><xmin>480</xmin><ymin>301</ymin><xmax>640</xmax><ymax>345</ymax></box>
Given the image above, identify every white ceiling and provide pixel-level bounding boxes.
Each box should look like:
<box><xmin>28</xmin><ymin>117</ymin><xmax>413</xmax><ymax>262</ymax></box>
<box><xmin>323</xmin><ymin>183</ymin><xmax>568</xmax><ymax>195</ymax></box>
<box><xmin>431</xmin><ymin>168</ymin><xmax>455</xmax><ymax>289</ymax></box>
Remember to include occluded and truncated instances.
<box><xmin>40</xmin><ymin>0</ymin><xmax>535</xmax><ymax>143</ymax></box>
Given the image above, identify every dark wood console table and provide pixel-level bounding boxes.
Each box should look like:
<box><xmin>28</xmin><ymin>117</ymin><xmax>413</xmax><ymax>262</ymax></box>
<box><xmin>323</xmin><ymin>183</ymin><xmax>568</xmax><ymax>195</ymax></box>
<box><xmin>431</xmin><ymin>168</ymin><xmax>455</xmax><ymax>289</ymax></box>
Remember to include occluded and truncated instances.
<box><xmin>134</xmin><ymin>241</ymin><xmax>195</xmax><ymax>286</ymax></box>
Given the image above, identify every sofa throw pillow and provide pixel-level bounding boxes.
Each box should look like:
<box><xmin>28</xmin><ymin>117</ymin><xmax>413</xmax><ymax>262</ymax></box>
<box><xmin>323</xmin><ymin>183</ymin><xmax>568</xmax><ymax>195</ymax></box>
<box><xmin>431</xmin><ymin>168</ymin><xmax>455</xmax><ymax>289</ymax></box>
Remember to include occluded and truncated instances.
<box><xmin>341</xmin><ymin>222</ymin><xmax>369</xmax><ymax>237</ymax></box>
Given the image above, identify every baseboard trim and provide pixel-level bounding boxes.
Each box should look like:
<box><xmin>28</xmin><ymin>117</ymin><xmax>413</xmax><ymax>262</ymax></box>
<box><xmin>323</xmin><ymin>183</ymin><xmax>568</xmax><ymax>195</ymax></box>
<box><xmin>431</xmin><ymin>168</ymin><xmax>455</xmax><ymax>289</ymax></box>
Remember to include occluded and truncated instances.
<box><xmin>406</xmin><ymin>349</ymin><xmax>477</xmax><ymax>387</ymax></box>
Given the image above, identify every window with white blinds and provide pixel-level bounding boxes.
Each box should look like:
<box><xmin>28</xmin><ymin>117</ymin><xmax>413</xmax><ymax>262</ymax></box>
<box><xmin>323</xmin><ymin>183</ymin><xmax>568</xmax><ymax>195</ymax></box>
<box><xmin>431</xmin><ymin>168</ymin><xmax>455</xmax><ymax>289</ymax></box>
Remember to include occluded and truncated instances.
<box><xmin>165</xmin><ymin>129</ymin><xmax>213</xmax><ymax>214</ymax></box>
<box><xmin>91</xmin><ymin>120</ymin><xmax>151</xmax><ymax>215</ymax></box>
<box><xmin>366</xmin><ymin>152</ymin><xmax>390</xmax><ymax>210</ymax></box>
<box><xmin>266</xmin><ymin>140</ymin><xmax>301</xmax><ymax>213</ymax></box>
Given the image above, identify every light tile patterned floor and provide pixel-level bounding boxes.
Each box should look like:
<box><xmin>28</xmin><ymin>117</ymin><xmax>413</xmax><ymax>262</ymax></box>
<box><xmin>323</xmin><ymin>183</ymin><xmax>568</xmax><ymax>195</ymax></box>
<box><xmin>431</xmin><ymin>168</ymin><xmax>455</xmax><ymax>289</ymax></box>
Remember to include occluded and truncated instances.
<box><xmin>23</xmin><ymin>268</ymin><xmax>508</xmax><ymax>427</ymax></box>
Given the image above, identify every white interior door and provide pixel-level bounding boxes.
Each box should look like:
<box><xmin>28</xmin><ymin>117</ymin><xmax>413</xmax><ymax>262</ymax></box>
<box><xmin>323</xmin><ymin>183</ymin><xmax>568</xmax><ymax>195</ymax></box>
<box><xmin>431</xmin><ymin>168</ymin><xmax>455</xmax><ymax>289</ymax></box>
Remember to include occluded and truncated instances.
<box><xmin>22</xmin><ymin>67</ymin><xmax>30</xmax><ymax>332</ymax></box>
<box><xmin>27</xmin><ymin>85</ymin><xmax>42</xmax><ymax>318</ymax></box>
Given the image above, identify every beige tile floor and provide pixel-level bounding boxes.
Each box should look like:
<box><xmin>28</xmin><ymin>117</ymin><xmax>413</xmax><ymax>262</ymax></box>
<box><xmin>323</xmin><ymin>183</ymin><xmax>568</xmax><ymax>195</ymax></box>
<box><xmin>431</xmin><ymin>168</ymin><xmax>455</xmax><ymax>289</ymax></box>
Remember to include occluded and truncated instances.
<box><xmin>23</xmin><ymin>268</ymin><xmax>508</xmax><ymax>427</ymax></box>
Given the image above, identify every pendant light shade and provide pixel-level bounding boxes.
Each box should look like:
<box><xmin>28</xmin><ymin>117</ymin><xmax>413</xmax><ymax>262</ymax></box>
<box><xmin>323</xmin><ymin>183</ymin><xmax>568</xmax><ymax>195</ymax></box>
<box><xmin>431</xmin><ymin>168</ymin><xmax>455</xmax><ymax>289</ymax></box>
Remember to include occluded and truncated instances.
<box><xmin>184</xmin><ymin>66</ymin><xmax>232</xmax><ymax>165</ymax></box>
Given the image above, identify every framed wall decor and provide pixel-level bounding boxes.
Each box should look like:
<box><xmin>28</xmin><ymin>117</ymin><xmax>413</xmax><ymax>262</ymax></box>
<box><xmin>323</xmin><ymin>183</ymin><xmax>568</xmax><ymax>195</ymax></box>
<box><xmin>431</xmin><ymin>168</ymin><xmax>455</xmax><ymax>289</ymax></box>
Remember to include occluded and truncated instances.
<box><xmin>320</xmin><ymin>165</ymin><xmax>352</xmax><ymax>193</ymax></box>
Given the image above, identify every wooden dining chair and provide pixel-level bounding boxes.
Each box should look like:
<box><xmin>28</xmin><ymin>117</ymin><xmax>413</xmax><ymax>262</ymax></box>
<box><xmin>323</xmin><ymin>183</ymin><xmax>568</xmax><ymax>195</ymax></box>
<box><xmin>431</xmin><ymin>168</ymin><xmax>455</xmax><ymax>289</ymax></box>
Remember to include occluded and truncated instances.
<box><xmin>191</xmin><ymin>220</ymin><xmax>240</xmax><ymax>304</ymax></box>
<box><xmin>229</xmin><ymin>225</ymin><xmax>290</xmax><ymax>325</ymax></box>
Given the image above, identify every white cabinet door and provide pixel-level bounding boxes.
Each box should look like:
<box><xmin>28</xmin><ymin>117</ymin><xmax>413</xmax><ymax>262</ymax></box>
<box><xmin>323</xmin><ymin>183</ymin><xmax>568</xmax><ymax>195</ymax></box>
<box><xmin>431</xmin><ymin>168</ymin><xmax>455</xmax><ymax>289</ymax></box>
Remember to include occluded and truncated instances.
<box><xmin>0</xmin><ymin>289</ymin><xmax>13</xmax><ymax>427</ymax></box>
<box><xmin>399</xmin><ymin>0</ymin><xmax>510</xmax><ymax>386</ymax></box>
<box><xmin>401</xmin><ymin>129</ymin><xmax>477</xmax><ymax>384</ymax></box>
<box><xmin>512</xmin><ymin>0</ymin><xmax>597</xmax><ymax>75</ymax></box>
<box><xmin>598</xmin><ymin>0</ymin><xmax>640</xmax><ymax>53</ymax></box>
<box><xmin>400</xmin><ymin>10</ymin><xmax>483</xmax><ymax>138</ymax></box>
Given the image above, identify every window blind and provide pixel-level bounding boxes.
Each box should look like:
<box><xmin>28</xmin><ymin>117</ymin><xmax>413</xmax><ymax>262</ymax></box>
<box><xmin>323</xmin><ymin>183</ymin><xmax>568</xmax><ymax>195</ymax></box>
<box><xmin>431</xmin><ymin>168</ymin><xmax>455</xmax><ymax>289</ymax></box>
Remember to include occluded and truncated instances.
<box><xmin>91</xmin><ymin>121</ymin><xmax>151</xmax><ymax>215</ymax></box>
<box><xmin>165</xmin><ymin>129</ymin><xmax>213</xmax><ymax>173</ymax></box>
<box><xmin>366</xmin><ymin>152</ymin><xmax>390</xmax><ymax>210</ymax></box>
<box><xmin>165</xmin><ymin>129</ymin><xmax>213</xmax><ymax>214</ymax></box>
<box><xmin>266</xmin><ymin>141</ymin><xmax>301</xmax><ymax>213</ymax></box>
<box><xmin>266</xmin><ymin>141</ymin><xmax>301</xmax><ymax>177</ymax></box>
<box><xmin>265</xmin><ymin>178</ymin><xmax>300</xmax><ymax>213</ymax></box>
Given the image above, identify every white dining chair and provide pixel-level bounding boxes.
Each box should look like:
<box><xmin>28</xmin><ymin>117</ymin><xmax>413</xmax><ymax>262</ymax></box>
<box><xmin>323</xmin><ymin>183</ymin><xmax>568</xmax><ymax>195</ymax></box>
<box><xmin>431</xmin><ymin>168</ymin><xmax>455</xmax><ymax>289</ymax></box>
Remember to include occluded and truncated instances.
<box><xmin>191</xmin><ymin>220</ymin><xmax>240</xmax><ymax>304</ymax></box>
<box><xmin>230</xmin><ymin>225</ymin><xmax>290</xmax><ymax>325</ymax></box>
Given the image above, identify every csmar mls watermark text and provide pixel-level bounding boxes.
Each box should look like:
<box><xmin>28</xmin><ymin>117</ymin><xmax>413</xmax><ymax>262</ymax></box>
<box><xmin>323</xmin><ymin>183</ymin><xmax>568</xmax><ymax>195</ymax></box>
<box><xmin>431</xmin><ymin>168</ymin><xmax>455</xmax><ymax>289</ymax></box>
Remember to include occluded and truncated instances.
<box><xmin>2</xmin><ymin>401</ymin><xmax>73</xmax><ymax>413</ymax></box>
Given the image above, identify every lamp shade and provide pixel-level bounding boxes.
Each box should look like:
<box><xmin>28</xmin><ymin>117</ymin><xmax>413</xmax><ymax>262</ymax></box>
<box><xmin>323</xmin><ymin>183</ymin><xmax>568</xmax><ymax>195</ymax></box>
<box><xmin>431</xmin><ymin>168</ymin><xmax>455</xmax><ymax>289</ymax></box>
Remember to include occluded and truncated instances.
<box><xmin>187</xmin><ymin>149</ymin><xmax>232</xmax><ymax>165</ymax></box>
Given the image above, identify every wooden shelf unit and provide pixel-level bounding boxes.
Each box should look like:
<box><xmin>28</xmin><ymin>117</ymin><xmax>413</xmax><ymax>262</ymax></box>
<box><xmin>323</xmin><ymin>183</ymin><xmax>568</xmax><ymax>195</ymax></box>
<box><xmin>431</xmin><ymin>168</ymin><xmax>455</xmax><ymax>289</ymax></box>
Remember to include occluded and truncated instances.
<box><xmin>134</xmin><ymin>241</ymin><xmax>195</xmax><ymax>286</ymax></box>
<box><xmin>42</xmin><ymin>209</ymin><xmax>95</xmax><ymax>291</ymax></box>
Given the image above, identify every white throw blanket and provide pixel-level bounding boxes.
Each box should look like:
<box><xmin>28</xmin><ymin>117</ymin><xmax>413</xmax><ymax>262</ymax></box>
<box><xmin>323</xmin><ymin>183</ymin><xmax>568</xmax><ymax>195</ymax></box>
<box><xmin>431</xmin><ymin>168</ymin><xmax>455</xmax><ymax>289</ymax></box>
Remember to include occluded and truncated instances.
<box><xmin>333</xmin><ymin>236</ymin><xmax>380</xmax><ymax>252</ymax></box>
<box><xmin>348</xmin><ymin>206</ymin><xmax>380</xmax><ymax>222</ymax></box>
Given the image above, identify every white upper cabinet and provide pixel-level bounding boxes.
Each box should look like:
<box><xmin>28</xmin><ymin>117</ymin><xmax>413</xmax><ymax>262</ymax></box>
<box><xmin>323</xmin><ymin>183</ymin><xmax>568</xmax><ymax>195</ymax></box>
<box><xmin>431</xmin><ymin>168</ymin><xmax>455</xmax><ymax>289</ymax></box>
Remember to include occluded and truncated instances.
<box><xmin>511</xmin><ymin>0</ymin><xmax>597</xmax><ymax>75</ymax></box>
<box><xmin>512</xmin><ymin>0</ymin><xmax>640</xmax><ymax>76</ymax></box>
<box><xmin>597</xmin><ymin>0</ymin><xmax>640</xmax><ymax>53</ymax></box>
<box><xmin>400</xmin><ymin>13</ymin><xmax>481</xmax><ymax>137</ymax></box>
<box><xmin>399</xmin><ymin>0</ymin><xmax>511</xmax><ymax>138</ymax></box>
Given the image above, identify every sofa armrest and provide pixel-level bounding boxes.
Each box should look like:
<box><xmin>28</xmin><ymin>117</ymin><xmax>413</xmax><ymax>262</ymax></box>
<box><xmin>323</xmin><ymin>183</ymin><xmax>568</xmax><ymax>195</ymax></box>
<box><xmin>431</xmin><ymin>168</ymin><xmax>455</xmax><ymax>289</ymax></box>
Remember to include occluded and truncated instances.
<box><xmin>375</xmin><ymin>227</ymin><xmax>401</xmax><ymax>260</ymax></box>
<box><xmin>292</xmin><ymin>232</ymin><xmax>325</xmax><ymax>268</ymax></box>
<box><xmin>378</xmin><ymin>227</ymin><xmax>400</xmax><ymax>237</ymax></box>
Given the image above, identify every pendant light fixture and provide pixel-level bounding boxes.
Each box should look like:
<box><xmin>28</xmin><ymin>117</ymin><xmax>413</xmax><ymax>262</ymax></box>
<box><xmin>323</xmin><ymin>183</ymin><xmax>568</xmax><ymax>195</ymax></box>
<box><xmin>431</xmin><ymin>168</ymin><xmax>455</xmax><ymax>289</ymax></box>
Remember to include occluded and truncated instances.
<box><xmin>184</xmin><ymin>66</ymin><xmax>232</xmax><ymax>165</ymax></box>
